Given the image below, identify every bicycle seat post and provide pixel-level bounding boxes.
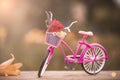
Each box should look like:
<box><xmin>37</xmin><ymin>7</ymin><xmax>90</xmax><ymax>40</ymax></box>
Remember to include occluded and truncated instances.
<box><xmin>82</xmin><ymin>35</ymin><xmax>88</xmax><ymax>42</ymax></box>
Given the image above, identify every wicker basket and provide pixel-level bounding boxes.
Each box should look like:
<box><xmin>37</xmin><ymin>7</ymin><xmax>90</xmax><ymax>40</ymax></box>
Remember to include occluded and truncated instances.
<box><xmin>45</xmin><ymin>32</ymin><xmax>61</xmax><ymax>48</ymax></box>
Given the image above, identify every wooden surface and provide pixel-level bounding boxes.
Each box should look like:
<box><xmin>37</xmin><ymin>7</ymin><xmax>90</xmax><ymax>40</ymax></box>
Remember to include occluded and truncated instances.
<box><xmin>0</xmin><ymin>71</ymin><xmax>120</xmax><ymax>80</ymax></box>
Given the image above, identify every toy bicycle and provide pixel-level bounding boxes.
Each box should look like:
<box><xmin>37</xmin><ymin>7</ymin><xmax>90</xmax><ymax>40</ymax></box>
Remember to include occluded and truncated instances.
<box><xmin>38</xmin><ymin>11</ymin><xmax>108</xmax><ymax>77</ymax></box>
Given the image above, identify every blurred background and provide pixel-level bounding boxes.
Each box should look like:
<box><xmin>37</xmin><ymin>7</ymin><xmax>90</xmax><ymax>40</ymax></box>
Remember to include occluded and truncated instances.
<box><xmin>0</xmin><ymin>0</ymin><xmax>120</xmax><ymax>71</ymax></box>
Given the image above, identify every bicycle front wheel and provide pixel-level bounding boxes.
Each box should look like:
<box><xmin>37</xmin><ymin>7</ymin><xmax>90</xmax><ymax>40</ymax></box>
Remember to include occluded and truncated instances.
<box><xmin>38</xmin><ymin>51</ymin><xmax>50</xmax><ymax>77</ymax></box>
<box><xmin>82</xmin><ymin>44</ymin><xmax>106</xmax><ymax>75</ymax></box>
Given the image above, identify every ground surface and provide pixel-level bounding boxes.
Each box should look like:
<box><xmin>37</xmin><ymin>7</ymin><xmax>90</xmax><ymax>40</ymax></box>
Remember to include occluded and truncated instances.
<box><xmin>0</xmin><ymin>71</ymin><xmax>120</xmax><ymax>80</ymax></box>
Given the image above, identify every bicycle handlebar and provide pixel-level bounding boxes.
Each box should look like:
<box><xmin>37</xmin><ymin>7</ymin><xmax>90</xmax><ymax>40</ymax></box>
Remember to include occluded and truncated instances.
<box><xmin>45</xmin><ymin>11</ymin><xmax>53</xmax><ymax>28</ymax></box>
<box><xmin>64</xmin><ymin>21</ymin><xmax>78</xmax><ymax>32</ymax></box>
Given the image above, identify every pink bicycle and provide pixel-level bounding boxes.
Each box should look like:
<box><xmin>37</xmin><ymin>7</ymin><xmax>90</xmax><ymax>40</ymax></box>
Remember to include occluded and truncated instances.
<box><xmin>38</xmin><ymin>11</ymin><xmax>108</xmax><ymax>77</ymax></box>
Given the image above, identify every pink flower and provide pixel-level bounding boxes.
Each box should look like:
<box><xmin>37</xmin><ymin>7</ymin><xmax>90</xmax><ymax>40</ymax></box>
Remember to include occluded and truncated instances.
<box><xmin>48</xmin><ymin>19</ymin><xmax>64</xmax><ymax>32</ymax></box>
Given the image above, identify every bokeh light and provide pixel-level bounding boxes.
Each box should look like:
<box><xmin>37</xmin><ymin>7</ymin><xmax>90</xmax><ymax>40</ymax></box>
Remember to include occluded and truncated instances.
<box><xmin>111</xmin><ymin>72</ymin><xmax>117</xmax><ymax>77</ymax></box>
<box><xmin>0</xmin><ymin>0</ymin><xmax>15</xmax><ymax>15</ymax></box>
<box><xmin>71</xmin><ymin>2</ymin><xmax>87</xmax><ymax>24</ymax></box>
<box><xmin>0</xmin><ymin>27</ymin><xmax>7</xmax><ymax>40</ymax></box>
<box><xmin>24</xmin><ymin>29</ymin><xmax>45</xmax><ymax>44</ymax></box>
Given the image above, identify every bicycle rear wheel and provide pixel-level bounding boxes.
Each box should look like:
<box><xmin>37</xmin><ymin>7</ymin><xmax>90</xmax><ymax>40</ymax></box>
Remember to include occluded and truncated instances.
<box><xmin>38</xmin><ymin>51</ymin><xmax>50</xmax><ymax>77</ymax></box>
<box><xmin>82</xmin><ymin>45</ymin><xmax>106</xmax><ymax>75</ymax></box>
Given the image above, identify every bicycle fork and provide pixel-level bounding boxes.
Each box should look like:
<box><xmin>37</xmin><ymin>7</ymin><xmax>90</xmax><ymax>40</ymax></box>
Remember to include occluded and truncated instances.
<box><xmin>47</xmin><ymin>46</ymin><xmax>55</xmax><ymax>64</ymax></box>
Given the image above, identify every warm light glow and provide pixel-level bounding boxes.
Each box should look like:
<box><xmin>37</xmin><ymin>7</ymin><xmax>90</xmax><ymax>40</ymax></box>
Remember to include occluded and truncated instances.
<box><xmin>24</xmin><ymin>29</ymin><xmax>45</xmax><ymax>44</ymax></box>
<box><xmin>0</xmin><ymin>27</ymin><xmax>7</xmax><ymax>39</ymax></box>
<box><xmin>71</xmin><ymin>3</ymin><xmax>87</xmax><ymax>23</ymax></box>
<box><xmin>113</xmin><ymin>0</ymin><xmax>120</xmax><ymax>7</ymax></box>
<box><xmin>0</xmin><ymin>0</ymin><xmax>15</xmax><ymax>13</ymax></box>
<box><xmin>111</xmin><ymin>72</ymin><xmax>117</xmax><ymax>77</ymax></box>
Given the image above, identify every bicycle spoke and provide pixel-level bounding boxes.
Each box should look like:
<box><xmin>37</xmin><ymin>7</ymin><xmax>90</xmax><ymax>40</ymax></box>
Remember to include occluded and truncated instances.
<box><xmin>97</xmin><ymin>49</ymin><xmax>104</xmax><ymax>57</ymax></box>
<box><xmin>96</xmin><ymin>47</ymin><xmax>103</xmax><ymax>57</ymax></box>
<box><xmin>95</xmin><ymin>61</ymin><xmax>99</xmax><ymax>70</ymax></box>
<box><xmin>95</xmin><ymin>61</ymin><xmax>101</xmax><ymax>67</ymax></box>
<box><xmin>85</xmin><ymin>49</ymin><xmax>93</xmax><ymax>58</ymax></box>
<box><xmin>91</xmin><ymin>62</ymin><xmax>94</xmax><ymax>72</ymax></box>
<box><xmin>95</xmin><ymin>47</ymin><xmax>100</xmax><ymax>55</ymax></box>
<box><xmin>84</xmin><ymin>62</ymin><xmax>92</xmax><ymax>71</ymax></box>
<box><xmin>84</xmin><ymin>64</ymin><xmax>89</xmax><ymax>71</ymax></box>
<box><xmin>93</xmin><ymin>62</ymin><xmax>95</xmax><ymax>73</ymax></box>
<box><xmin>89</xmin><ymin>62</ymin><xmax>93</xmax><ymax>71</ymax></box>
<box><xmin>97</xmin><ymin>51</ymin><xmax>102</xmax><ymax>56</ymax></box>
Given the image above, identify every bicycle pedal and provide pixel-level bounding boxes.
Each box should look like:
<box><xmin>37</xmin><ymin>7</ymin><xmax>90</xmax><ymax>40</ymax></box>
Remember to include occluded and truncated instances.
<box><xmin>71</xmin><ymin>67</ymin><xmax>75</xmax><ymax>70</ymax></box>
<box><xmin>64</xmin><ymin>63</ymin><xmax>75</xmax><ymax>70</ymax></box>
<box><xmin>64</xmin><ymin>65</ymin><xmax>69</xmax><ymax>70</ymax></box>
<box><xmin>64</xmin><ymin>66</ymin><xmax>75</xmax><ymax>70</ymax></box>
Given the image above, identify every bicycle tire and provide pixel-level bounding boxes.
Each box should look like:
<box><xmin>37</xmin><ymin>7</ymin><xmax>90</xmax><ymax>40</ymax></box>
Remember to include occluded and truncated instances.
<box><xmin>81</xmin><ymin>44</ymin><xmax>106</xmax><ymax>75</ymax></box>
<box><xmin>38</xmin><ymin>50</ymin><xmax>50</xmax><ymax>77</ymax></box>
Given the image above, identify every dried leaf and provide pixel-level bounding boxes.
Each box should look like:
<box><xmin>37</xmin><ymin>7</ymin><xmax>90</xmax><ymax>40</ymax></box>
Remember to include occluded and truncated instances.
<box><xmin>0</xmin><ymin>53</ymin><xmax>15</xmax><ymax>67</ymax></box>
<box><xmin>0</xmin><ymin>54</ymin><xmax>23</xmax><ymax>76</ymax></box>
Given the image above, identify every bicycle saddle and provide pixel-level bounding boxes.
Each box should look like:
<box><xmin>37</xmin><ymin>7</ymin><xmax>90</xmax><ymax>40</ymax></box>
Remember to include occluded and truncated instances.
<box><xmin>78</xmin><ymin>31</ymin><xmax>93</xmax><ymax>36</ymax></box>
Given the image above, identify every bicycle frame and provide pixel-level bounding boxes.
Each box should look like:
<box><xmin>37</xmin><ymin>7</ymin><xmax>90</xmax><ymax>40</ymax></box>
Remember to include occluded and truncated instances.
<box><xmin>59</xmin><ymin>39</ymin><xmax>90</xmax><ymax>64</ymax></box>
<box><xmin>46</xmin><ymin>34</ymin><xmax>108</xmax><ymax>65</ymax></box>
